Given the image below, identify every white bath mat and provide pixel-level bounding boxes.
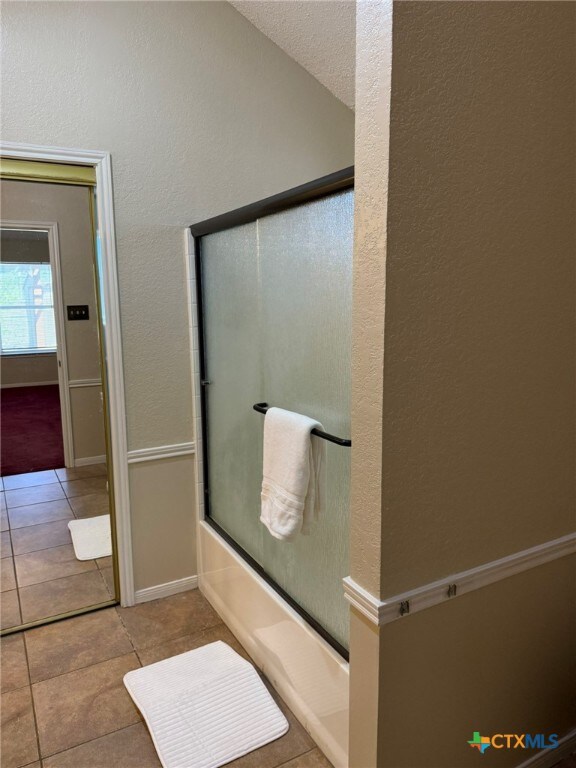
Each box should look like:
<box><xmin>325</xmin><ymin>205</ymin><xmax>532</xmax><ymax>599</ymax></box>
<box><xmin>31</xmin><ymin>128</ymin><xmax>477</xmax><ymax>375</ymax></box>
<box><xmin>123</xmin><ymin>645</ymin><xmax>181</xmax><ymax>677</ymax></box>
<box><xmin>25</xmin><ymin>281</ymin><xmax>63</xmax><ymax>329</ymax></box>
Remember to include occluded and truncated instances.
<box><xmin>68</xmin><ymin>515</ymin><xmax>112</xmax><ymax>560</ymax></box>
<box><xmin>124</xmin><ymin>641</ymin><xmax>289</xmax><ymax>768</ymax></box>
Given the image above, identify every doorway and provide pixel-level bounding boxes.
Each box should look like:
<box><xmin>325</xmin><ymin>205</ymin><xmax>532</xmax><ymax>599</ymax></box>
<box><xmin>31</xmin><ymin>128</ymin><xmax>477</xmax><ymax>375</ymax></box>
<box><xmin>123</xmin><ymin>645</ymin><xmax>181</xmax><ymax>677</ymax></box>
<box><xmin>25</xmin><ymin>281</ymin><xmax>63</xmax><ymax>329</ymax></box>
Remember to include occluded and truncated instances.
<box><xmin>1</xmin><ymin>164</ymin><xmax>120</xmax><ymax>632</ymax></box>
<box><xmin>0</xmin><ymin>229</ymin><xmax>65</xmax><ymax>474</ymax></box>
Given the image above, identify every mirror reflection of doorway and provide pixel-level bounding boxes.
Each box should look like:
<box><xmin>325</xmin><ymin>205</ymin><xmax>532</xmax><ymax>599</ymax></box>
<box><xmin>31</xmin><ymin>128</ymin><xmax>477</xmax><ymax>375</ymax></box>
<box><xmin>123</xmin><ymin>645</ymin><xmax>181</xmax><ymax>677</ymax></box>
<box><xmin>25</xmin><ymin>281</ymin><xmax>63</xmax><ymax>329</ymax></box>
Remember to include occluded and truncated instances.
<box><xmin>1</xmin><ymin>169</ymin><xmax>118</xmax><ymax>633</ymax></box>
<box><xmin>1</xmin><ymin>230</ymin><xmax>65</xmax><ymax>474</ymax></box>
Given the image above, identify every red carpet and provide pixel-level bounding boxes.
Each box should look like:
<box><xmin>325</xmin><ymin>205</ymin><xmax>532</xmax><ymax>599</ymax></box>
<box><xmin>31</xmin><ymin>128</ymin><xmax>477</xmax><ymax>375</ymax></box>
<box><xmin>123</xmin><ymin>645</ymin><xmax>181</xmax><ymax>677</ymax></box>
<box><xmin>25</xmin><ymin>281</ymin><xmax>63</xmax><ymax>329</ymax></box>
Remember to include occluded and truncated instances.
<box><xmin>1</xmin><ymin>385</ymin><xmax>65</xmax><ymax>476</ymax></box>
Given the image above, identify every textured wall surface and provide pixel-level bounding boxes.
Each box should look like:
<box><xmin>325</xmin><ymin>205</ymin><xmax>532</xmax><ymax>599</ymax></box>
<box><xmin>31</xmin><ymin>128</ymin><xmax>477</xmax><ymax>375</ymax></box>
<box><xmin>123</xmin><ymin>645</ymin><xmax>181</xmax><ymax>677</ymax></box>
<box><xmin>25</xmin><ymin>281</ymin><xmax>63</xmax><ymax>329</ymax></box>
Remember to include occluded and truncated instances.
<box><xmin>349</xmin><ymin>3</ymin><xmax>575</xmax><ymax>766</ymax></box>
<box><xmin>379</xmin><ymin>555</ymin><xmax>576</xmax><ymax>768</ymax></box>
<box><xmin>1</xmin><ymin>1</ymin><xmax>353</xmax><ymax>590</ymax></box>
<box><xmin>1</xmin><ymin>0</ymin><xmax>354</xmax><ymax>452</ymax></box>
<box><xmin>230</xmin><ymin>0</ymin><xmax>356</xmax><ymax>109</ymax></box>
<box><xmin>348</xmin><ymin>3</ymin><xmax>393</xmax><ymax>766</ymax></box>
<box><xmin>383</xmin><ymin>0</ymin><xmax>575</xmax><ymax>594</ymax></box>
<box><xmin>350</xmin><ymin>0</ymin><xmax>393</xmax><ymax>598</ymax></box>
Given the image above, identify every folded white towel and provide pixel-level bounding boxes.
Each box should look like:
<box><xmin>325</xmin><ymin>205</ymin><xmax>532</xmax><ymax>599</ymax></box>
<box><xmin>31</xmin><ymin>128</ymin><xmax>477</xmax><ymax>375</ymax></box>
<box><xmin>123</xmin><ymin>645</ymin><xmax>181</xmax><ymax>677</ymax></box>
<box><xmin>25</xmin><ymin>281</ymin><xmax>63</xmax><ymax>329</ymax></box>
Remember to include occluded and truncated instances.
<box><xmin>260</xmin><ymin>407</ymin><xmax>325</xmax><ymax>541</ymax></box>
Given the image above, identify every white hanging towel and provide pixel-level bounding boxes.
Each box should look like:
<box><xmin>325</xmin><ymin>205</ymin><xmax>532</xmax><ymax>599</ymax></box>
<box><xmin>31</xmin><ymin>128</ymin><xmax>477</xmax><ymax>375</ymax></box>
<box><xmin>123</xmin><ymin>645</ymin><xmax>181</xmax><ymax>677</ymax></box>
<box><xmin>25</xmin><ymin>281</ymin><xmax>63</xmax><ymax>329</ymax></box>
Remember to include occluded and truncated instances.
<box><xmin>260</xmin><ymin>406</ymin><xmax>325</xmax><ymax>540</ymax></box>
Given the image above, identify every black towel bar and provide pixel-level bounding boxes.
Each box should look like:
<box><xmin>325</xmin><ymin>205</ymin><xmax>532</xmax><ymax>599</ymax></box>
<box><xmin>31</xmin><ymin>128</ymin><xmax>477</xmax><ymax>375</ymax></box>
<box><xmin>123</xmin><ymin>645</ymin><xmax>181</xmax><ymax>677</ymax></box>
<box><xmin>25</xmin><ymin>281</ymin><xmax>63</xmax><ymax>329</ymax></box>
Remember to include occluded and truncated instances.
<box><xmin>253</xmin><ymin>402</ymin><xmax>352</xmax><ymax>447</ymax></box>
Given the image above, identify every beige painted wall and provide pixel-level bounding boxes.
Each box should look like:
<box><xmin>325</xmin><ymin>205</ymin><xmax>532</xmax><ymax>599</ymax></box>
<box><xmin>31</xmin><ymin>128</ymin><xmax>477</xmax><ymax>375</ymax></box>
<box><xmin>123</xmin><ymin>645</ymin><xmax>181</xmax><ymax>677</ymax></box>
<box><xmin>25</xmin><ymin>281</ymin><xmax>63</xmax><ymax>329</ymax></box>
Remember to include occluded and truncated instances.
<box><xmin>1</xmin><ymin>180</ymin><xmax>105</xmax><ymax>462</ymax></box>
<box><xmin>350</xmin><ymin>0</ymin><xmax>392</xmax><ymax>599</ymax></box>
<box><xmin>0</xmin><ymin>2</ymin><xmax>354</xmax><ymax>590</ymax></box>
<box><xmin>350</xmin><ymin>2</ymin><xmax>575</xmax><ymax>766</ymax></box>
<box><xmin>348</xmin><ymin>2</ymin><xmax>393</xmax><ymax>765</ymax></box>
<box><xmin>1</xmin><ymin>1</ymin><xmax>354</xmax><ymax>452</ymax></box>
<box><xmin>69</xmin><ymin>386</ymin><xmax>105</xmax><ymax>461</ymax></box>
<box><xmin>382</xmin><ymin>0</ymin><xmax>575</xmax><ymax>595</ymax></box>
<box><xmin>129</xmin><ymin>456</ymin><xmax>197</xmax><ymax>589</ymax></box>
<box><xmin>379</xmin><ymin>556</ymin><xmax>576</xmax><ymax>768</ymax></box>
<box><xmin>1</xmin><ymin>354</ymin><xmax>58</xmax><ymax>387</ymax></box>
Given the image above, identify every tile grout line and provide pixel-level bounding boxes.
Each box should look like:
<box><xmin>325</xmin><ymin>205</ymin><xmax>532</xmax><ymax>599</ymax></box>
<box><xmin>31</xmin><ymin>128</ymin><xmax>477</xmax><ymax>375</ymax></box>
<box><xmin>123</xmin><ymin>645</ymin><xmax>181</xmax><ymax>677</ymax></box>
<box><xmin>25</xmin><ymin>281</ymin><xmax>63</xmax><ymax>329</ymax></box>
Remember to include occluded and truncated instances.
<box><xmin>130</xmin><ymin>614</ymin><xmax>226</xmax><ymax>658</ymax></box>
<box><xmin>27</xmin><ymin>647</ymin><xmax>138</xmax><ymax>688</ymax></box>
<box><xmin>8</xmin><ymin>516</ymin><xmax>72</xmax><ymax>534</ymax></box>
<box><xmin>131</xmin><ymin>620</ymin><xmax>229</xmax><ymax>666</ymax></box>
<box><xmin>275</xmin><ymin>748</ymin><xmax>318</xmax><ymax>768</ymax></box>
<box><xmin>8</xmin><ymin>491</ymin><xmax>108</xmax><ymax>530</ymax></box>
<box><xmin>36</xmin><ymin>722</ymin><xmax>148</xmax><ymax>765</ymax></box>
<box><xmin>4</xmin><ymin>484</ymin><xmax>110</xmax><ymax>631</ymax></box>
<box><xmin>9</xmin><ymin>591</ymin><xmax>325</xmax><ymax>767</ymax></box>
<box><xmin>113</xmin><ymin>604</ymin><xmax>142</xmax><ymax>659</ymax></box>
<box><xmin>22</xmin><ymin>631</ymin><xmax>44</xmax><ymax>766</ymax></box>
<box><xmin>12</xmin><ymin>539</ymin><xmax>100</xmax><ymax>559</ymax></box>
<box><xmin>2</xmin><ymin>470</ymin><xmax>106</xmax><ymax>491</ymax></box>
<box><xmin>12</xmin><ymin>556</ymin><xmax>26</xmax><ymax>630</ymax></box>
<box><xmin>7</xmin><ymin>497</ymin><xmax>75</xmax><ymax>528</ymax></box>
<box><xmin>5</xmin><ymin>492</ymin><xmax>71</xmax><ymax>511</ymax></box>
<box><xmin>113</xmin><ymin>604</ymin><xmax>228</xmax><ymax>664</ymax></box>
<box><xmin>97</xmin><ymin>565</ymin><xmax>116</xmax><ymax>600</ymax></box>
<box><xmin>9</xmin><ymin>572</ymin><xmax>113</xmax><ymax>629</ymax></box>
<box><xmin>5</xmin><ymin>483</ymin><xmax>106</xmax><ymax>512</ymax></box>
<box><xmin>12</xmin><ymin>535</ymin><xmax>109</xmax><ymax>565</ymax></box>
<box><xmin>15</xmin><ymin>560</ymin><xmax>103</xmax><ymax>592</ymax></box>
<box><xmin>34</xmin><ymin>679</ymin><xmax>145</xmax><ymax>761</ymax></box>
<box><xmin>0</xmin><ymin>679</ymin><xmax>31</xmax><ymax>693</ymax></box>
<box><xmin>40</xmin><ymin>729</ymin><xmax>319</xmax><ymax>768</ymax></box>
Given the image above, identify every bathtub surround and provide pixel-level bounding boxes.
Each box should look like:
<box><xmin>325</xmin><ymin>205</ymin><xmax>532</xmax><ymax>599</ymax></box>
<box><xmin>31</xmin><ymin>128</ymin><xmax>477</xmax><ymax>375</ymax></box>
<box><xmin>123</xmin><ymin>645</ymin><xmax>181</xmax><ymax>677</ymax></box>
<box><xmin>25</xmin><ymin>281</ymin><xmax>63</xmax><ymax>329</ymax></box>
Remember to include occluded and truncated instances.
<box><xmin>198</xmin><ymin>523</ymin><xmax>349</xmax><ymax>768</ymax></box>
<box><xmin>349</xmin><ymin>2</ymin><xmax>576</xmax><ymax>766</ymax></box>
<box><xmin>190</xmin><ymin>176</ymin><xmax>353</xmax><ymax>765</ymax></box>
<box><xmin>194</xmin><ymin>180</ymin><xmax>353</xmax><ymax>655</ymax></box>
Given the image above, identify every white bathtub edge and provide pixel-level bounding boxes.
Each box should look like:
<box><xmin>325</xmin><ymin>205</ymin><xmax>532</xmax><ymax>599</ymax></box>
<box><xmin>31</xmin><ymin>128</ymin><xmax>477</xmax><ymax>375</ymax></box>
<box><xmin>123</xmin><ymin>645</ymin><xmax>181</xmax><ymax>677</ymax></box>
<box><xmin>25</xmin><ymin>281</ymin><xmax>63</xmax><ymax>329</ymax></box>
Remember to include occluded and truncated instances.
<box><xmin>198</xmin><ymin>521</ymin><xmax>350</xmax><ymax>768</ymax></box>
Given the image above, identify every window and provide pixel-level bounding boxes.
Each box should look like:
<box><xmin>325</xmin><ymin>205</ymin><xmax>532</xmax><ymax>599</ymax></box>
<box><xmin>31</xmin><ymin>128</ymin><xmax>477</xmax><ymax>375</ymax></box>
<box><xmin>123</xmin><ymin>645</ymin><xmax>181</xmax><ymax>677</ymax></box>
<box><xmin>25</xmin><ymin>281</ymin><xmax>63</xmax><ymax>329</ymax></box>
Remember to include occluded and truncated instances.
<box><xmin>0</xmin><ymin>262</ymin><xmax>57</xmax><ymax>354</ymax></box>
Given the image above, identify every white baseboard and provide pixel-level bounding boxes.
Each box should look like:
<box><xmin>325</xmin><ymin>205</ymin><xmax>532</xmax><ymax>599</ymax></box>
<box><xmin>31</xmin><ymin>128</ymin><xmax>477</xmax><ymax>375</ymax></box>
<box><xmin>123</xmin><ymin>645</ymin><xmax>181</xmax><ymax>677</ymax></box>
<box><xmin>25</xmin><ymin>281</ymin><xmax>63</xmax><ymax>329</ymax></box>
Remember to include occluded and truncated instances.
<box><xmin>1</xmin><ymin>380</ymin><xmax>59</xmax><ymax>389</ymax></box>
<box><xmin>74</xmin><ymin>455</ymin><xmax>106</xmax><ymax>467</ymax></box>
<box><xmin>134</xmin><ymin>575</ymin><xmax>198</xmax><ymax>604</ymax></box>
<box><xmin>515</xmin><ymin>727</ymin><xmax>576</xmax><ymax>768</ymax></box>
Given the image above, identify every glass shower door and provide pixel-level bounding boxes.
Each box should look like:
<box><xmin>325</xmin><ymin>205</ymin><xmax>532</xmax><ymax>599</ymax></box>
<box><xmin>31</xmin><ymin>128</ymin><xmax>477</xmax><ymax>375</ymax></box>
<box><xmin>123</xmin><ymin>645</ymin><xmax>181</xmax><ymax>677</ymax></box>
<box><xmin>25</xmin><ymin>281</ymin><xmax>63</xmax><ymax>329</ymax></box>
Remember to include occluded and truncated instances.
<box><xmin>200</xmin><ymin>188</ymin><xmax>353</xmax><ymax>651</ymax></box>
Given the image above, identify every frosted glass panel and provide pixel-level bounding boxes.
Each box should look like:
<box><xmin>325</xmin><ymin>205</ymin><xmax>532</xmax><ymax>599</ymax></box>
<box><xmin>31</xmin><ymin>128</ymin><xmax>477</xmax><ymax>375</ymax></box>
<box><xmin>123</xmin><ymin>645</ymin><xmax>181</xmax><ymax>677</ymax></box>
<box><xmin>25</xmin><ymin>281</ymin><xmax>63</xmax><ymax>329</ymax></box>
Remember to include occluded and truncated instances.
<box><xmin>201</xmin><ymin>190</ymin><xmax>353</xmax><ymax>649</ymax></box>
<box><xmin>202</xmin><ymin>222</ymin><xmax>263</xmax><ymax>552</ymax></box>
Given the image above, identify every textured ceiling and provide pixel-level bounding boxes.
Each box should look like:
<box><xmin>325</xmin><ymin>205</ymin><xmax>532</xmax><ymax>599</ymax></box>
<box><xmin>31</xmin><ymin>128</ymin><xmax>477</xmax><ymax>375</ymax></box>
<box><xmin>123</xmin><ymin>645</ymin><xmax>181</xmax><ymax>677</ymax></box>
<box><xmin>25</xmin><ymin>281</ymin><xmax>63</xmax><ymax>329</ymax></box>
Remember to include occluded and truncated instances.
<box><xmin>229</xmin><ymin>1</ymin><xmax>356</xmax><ymax>110</ymax></box>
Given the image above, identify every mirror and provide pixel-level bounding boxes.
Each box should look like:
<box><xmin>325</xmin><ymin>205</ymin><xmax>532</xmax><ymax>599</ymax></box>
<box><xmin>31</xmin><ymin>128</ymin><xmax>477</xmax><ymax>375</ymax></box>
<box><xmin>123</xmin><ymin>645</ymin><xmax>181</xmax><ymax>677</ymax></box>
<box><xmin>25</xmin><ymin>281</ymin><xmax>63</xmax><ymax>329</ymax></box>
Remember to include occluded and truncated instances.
<box><xmin>1</xmin><ymin>215</ymin><xmax>116</xmax><ymax>632</ymax></box>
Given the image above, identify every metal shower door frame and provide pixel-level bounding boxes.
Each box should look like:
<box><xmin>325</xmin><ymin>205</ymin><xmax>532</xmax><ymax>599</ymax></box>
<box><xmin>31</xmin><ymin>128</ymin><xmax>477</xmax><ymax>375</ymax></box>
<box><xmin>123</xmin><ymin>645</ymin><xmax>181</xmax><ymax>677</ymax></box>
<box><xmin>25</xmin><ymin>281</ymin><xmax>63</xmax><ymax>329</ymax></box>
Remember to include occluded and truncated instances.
<box><xmin>190</xmin><ymin>166</ymin><xmax>354</xmax><ymax>660</ymax></box>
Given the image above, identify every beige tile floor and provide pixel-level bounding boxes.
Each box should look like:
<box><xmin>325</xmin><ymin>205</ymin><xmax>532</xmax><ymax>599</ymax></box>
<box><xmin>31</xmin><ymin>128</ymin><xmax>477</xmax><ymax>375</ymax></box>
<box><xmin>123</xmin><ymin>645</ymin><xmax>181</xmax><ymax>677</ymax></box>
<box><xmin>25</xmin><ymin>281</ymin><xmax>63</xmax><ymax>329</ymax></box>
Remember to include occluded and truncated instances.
<box><xmin>3</xmin><ymin>474</ymin><xmax>570</xmax><ymax>768</ymax></box>
<box><xmin>0</xmin><ymin>589</ymin><xmax>332</xmax><ymax>768</ymax></box>
<box><xmin>0</xmin><ymin>465</ymin><xmax>114</xmax><ymax>630</ymax></box>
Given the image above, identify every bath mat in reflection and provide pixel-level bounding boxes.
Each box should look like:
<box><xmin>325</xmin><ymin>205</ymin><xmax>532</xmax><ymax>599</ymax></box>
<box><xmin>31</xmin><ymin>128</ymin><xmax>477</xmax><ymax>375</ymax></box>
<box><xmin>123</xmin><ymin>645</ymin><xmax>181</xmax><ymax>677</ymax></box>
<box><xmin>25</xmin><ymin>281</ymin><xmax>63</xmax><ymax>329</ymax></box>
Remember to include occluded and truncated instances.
<box><xmin>68</xmin><ymin>514</ymin><xmax>112</xmax><ymax>560</ymax></box>
<box><xmin>123</xmin><ymin>641</ymin><xmax>289</xmax><ymax>768</ymax></box>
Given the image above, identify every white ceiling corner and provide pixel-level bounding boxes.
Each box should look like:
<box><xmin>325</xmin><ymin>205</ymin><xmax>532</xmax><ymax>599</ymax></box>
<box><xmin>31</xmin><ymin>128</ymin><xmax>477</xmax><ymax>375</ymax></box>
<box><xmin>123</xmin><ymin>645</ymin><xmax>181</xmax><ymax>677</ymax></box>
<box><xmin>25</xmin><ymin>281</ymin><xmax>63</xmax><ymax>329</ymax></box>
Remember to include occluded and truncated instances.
<box><xmin>229</xmin><ymin>0</ymin><xmax>356</xmax><ymax>110</ymax></box>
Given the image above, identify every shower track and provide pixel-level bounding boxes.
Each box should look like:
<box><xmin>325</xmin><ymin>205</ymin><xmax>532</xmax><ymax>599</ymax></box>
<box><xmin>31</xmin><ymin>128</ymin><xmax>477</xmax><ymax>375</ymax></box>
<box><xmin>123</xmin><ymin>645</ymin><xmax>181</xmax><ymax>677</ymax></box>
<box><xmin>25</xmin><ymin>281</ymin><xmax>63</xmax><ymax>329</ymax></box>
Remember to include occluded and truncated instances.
<box><xmin>190</xmin><ymin>167</ymin><xmax>354</xmax><ymax>661</ymax></box>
